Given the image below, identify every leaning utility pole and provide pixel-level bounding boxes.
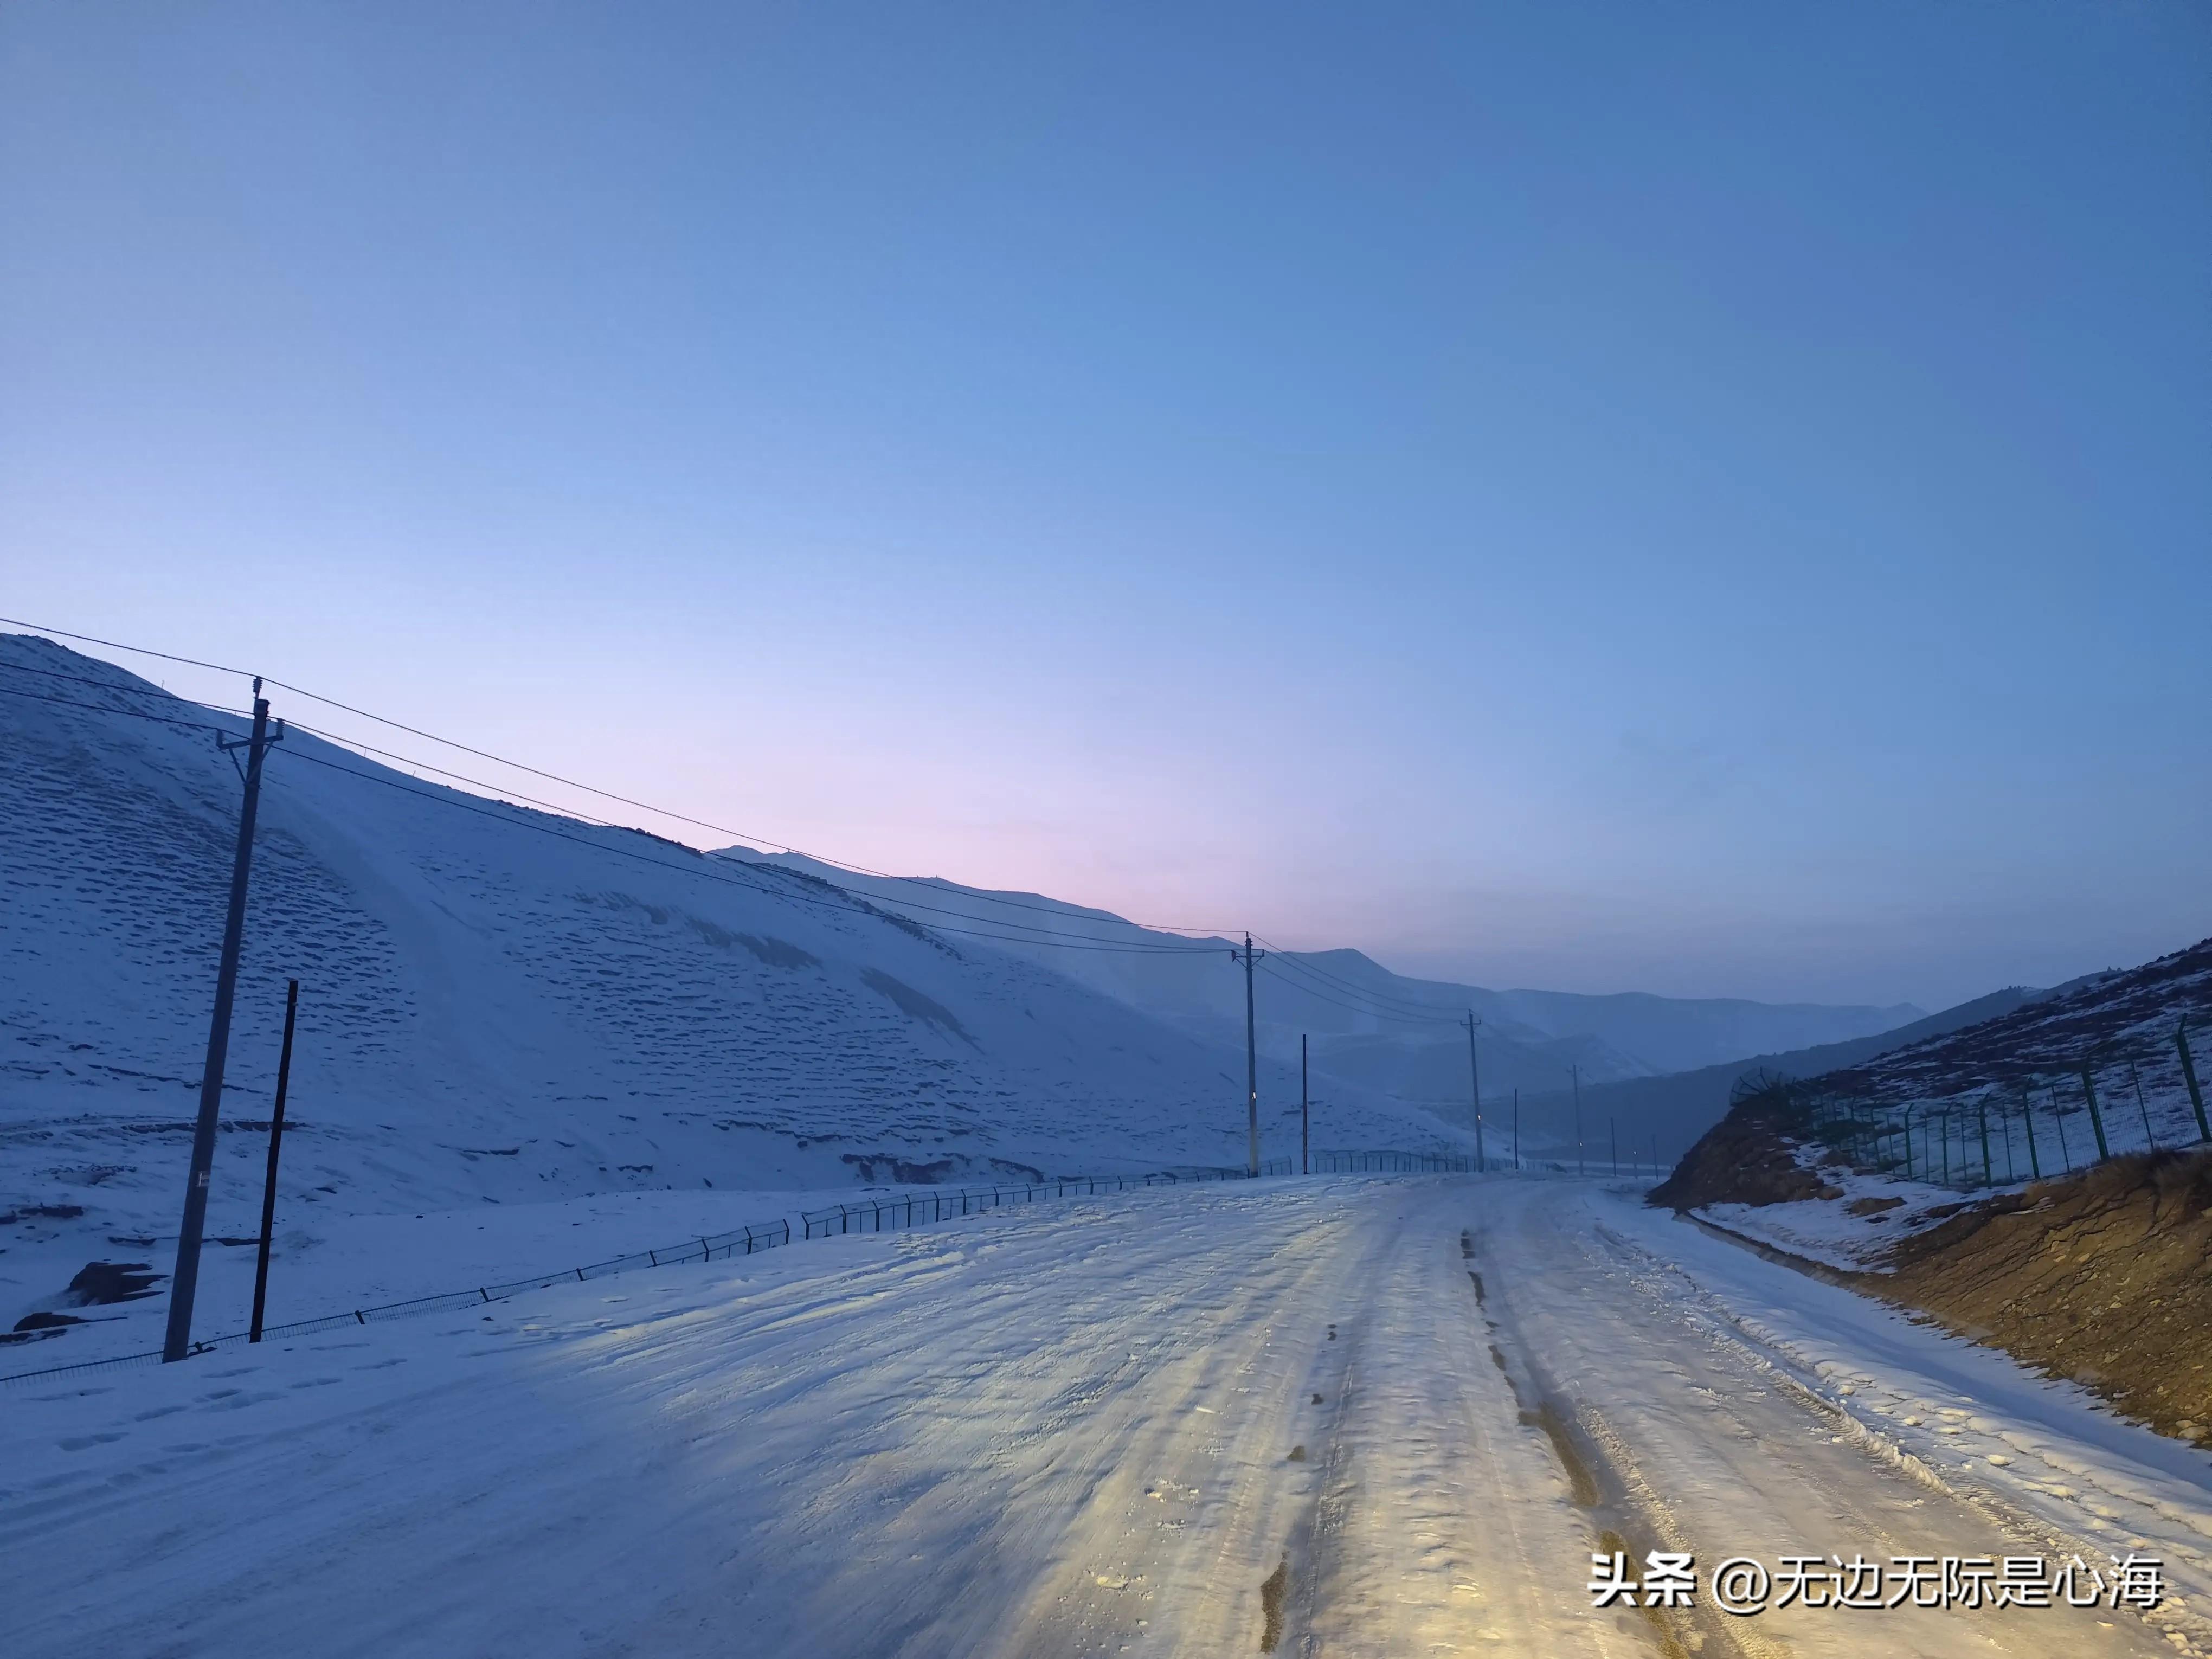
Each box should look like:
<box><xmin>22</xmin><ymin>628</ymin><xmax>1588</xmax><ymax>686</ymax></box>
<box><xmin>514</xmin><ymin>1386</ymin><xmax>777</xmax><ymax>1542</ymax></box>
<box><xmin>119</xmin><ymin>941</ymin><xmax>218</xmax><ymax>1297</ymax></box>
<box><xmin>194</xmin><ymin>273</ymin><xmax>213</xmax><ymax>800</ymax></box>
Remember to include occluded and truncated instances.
<box><xmin>165</xmin><ymin>680</ymin><xmax>284</xmax><ymax>1362</ymax></box>
<box><xmin>249</xmin><ymin>979</ymin><xmax>300</xmax><ymax>1343</ymax></box>
<box><xmin>1229</xmin><ymin>934</ymin><xmax>1265</xmax><ymax>1175</ymax></box>
<box><xmin>1464</xmin><ymin>1011</ymin><xmax>1484</xmax><ymax>1172</ymax></box>
<box><xmin>1571</xmin><ymin>1063</ymin><xmax>1584</xmax><ymax>1176</ymax></box>
<box><xmin>1301</xmin><ymin>1034</ymin><xmax>1310</xmax><ymax>1176</ymax></box>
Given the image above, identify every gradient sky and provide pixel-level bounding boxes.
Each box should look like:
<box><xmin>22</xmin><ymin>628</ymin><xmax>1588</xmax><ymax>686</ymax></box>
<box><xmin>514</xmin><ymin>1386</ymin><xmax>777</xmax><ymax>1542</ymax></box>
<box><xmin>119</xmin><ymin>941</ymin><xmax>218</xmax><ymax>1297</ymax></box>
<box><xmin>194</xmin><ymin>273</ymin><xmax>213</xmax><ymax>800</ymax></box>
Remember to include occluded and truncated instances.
<box><xmin>4</xmin><ymin>2</ymin><xmax>2208</xmax><ymax>1010</ymax></box>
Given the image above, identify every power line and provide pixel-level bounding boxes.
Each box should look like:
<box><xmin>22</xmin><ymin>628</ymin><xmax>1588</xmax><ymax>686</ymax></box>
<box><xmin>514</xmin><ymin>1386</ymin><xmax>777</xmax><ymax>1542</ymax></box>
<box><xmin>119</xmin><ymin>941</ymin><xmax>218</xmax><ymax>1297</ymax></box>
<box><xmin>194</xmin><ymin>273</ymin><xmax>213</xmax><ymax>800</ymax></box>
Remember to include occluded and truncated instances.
<box><xmin>0</xmin><ymin>658</ymin><xmax>249</xmax><ymax>710</ymax></box>
<box><xmin>272</xmin><ymin>723</ymin><xmax>1215</xmax><ymax>953</ymax></box>
<box><xmin>0</xmin><ymin>615</ymin><xmax>256</xmax><ymax>683</ymax></box>
<box><xmin>266</xmin><ymin>745</ymin><xmax>1215</xmax><ymax>956</ymax></box>
<box><xmin>0</xmin><ymin>613</ymin><xmax>1236</xmax><ymax>939</ymax></box>
<box><xmin>0</xmin><ymin>631</ymin><xmax>1217</xmax><ymax>959</ymax></box>
<box><xmin>5</xmin><ymin>646</ymin><xmax>1465</xmax><ymax>1005</ymax></box>
<box><xmin>1253</xmin><ymin>961</ymin><xmax>1459</xmax><ymax>1027</ymax></box>
<box><xmin>255</xmin><ymin>669</ymin><xmax>1231</xmax><ymax>937</ymax></box>
<box><xmin>1250</xmin><ymin>933</ymin><xmax>1471</xmax><ymax>1017</ymax></box>
<box><xmin>0</xmin><ymin>683</ymin><xmax>247</xmax><ymax>735</ymax></box>
<box><xmin>1256</xmin><ymin>949</ymin><xmax>1465</xmax><ymax>1023</ymax></box>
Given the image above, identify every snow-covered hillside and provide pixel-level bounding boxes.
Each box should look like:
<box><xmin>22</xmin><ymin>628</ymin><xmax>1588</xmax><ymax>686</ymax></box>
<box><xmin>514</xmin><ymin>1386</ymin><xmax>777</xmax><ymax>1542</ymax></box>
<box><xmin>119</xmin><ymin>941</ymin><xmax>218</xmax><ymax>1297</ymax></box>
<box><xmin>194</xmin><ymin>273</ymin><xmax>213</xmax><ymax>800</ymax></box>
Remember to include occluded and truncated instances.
<box><xmin>0</xmin><ymin>634</ymin><xmax>1462</xmax><ymax>1336</ymax></box>
<box><xmin>744</xmin><ymin>854</ymin><xmax>1925</xmax><ymax>1105</ymax></box>
<box><xmin>1811</xmin><ymin>937</ymin><xmax>2212</xmax><ymax>1164</ymax></box>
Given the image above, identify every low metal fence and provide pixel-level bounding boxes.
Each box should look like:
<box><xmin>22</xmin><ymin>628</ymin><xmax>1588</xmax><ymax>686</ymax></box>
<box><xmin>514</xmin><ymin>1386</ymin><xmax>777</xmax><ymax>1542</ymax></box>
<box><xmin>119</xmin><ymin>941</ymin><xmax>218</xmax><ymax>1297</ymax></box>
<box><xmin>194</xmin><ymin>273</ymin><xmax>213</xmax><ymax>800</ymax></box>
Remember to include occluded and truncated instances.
<box><xmin>2</xmin><ymin>1217</ymin><xmax>792</xmax><ymax>1388</ymax></box>
<box><xmin>5</xmin><ymin>1150</ymin><xmax>1396</xmax><ymax>1387</ymax></box>
<box><xmin>1308</xmin><ymin>1149</ymin><xmax>1480</xmax><ymax>1174</ymax></box>
<box><xmin>798</xmin><ymin>1162</ymin><xmax>1297</xmax><ymax>1239</ymax></box>
<box><xmin>1754</xmin><ymin>1016</ymin><xmax>2211</xmax><ymax>1193</ymax></box>
<box><xmin>4</xmin><ymin>1146</ymin><xmax>1484</xmax><ymax>1389</ymax></box>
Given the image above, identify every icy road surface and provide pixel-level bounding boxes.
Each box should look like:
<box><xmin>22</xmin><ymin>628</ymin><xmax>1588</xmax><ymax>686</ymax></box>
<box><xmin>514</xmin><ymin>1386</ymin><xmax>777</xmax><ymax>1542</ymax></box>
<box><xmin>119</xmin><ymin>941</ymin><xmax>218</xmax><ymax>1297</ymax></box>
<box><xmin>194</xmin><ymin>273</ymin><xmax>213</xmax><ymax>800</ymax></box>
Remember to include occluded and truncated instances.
<box><xmin>4</xmin><ymin>1178</ymin><xmax>2207</xmax><ymax>1657</ymax></box>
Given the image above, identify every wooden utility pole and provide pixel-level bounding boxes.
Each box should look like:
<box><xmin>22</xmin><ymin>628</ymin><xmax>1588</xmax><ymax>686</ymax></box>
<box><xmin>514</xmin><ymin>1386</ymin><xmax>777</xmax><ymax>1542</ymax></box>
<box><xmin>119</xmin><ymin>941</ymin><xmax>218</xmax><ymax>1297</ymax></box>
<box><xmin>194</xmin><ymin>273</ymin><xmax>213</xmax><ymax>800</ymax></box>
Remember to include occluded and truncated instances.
<box><xmin>1464</xmin><ymin>1011</ymin><xmax>1484</xmax><ymax>1172</ymax></box>
<box><xmin>1229</xmin><ymin>934</ymin><xmax>1265</xmax><ymax>1175</ymax></box>
<box><xmin>249</xmin><ymin>979</ymin><xmax>300</xmax><ymax>1342</ymax></box>
<box><xmin>165</xmin><ymin>680</ymin><xmax>284</xmax><ymax>1363</ymax></box>
<box><xmin>1571</xmin><ymin>1063</ymin><xmax>1584</xmax><ymax>1176</ymax></box>
<box><xmin>1301</xmin><ymin>1034</ymin><xmax>1309</xmax><ymax>1176</ymax></box>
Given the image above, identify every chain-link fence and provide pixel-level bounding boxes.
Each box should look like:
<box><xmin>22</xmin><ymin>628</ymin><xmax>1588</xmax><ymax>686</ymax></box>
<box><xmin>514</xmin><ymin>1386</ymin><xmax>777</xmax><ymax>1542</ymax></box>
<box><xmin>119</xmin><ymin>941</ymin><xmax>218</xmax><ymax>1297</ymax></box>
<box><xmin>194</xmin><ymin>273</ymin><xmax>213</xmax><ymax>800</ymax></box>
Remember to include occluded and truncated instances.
<box><xmin>1</xmin><ymin>1214</ymin><xmax>796</xmax><ymax>1388</ymax></box>
<box><xmin>1308</xmin><ymin>1149</ymin><xmax>1480</xmax><ymax>1174</ymax></box>
<box><xmin>5</xmin><ymin>1145</ymin><xmax>1493</xmax><ymax>1389</ymax></box>
<box><xmin>11</xmin><ymin>1148</ymin><xmax>1483</xmax><ymax>1388</ymax></box>
<box><xmin>798</xmin><ymin>1162</ymin><xmax>1296</xmax><ymax>1238</ymax></box>
<box><xmin>1750</xmin><ymin>1017</ymin><xmax>2212</xmax><ymax>1193</ymax></box>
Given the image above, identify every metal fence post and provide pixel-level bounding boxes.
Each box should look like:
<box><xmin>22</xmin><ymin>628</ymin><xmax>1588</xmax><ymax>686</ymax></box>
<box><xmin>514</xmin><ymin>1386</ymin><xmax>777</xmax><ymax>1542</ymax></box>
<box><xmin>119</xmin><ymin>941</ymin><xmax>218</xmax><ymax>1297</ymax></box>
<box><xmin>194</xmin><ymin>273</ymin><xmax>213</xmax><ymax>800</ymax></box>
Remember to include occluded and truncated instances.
<box><xmin>2128</xmin><ymin>1060</ymin><xmax>2158</xmax><ymax>1152</ymax></box>
<box><xmin>2080</xmin><ymin>1066</ymin><xmax>2110</xmax><ymax>1162</ymax></box>
<box><xmin>2178</xmin><ymin>1020</ymin><xmax>2210</xmax><ymax>1143</ymax></box>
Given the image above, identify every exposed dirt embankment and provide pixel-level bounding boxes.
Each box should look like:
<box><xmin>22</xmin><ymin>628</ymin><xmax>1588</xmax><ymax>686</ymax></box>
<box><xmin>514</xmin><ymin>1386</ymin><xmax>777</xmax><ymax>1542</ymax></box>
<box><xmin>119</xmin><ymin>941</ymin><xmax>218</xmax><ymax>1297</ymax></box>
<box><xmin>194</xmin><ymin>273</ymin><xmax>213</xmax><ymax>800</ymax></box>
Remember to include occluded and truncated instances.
<box><xmin>1647</xmin><ymin>1088</ymin><xmax>1839</xmax><ymax>1211</ymax></box>
<box><xmin>1885</xmin><ymin>1149</ymin><xmax>2212</xmax><ymax>1446</ymax></box>
<box><xmin>1654</xmin><ymin>1085</ymin><xmax>2212</xmax><ymax>1444</ymax></box>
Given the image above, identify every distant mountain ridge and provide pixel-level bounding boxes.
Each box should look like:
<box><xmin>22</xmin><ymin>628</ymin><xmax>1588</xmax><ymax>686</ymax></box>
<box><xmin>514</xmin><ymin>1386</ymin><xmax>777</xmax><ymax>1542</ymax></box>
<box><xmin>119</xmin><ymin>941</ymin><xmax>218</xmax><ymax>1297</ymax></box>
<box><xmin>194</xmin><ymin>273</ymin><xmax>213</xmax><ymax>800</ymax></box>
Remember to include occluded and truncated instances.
<box><xmin>1521</xmin><ymin>987</ymin><xmax>2044</xmax><ymax>1166</ymax></box>
<box><xmin>735</xmin><ymin>855</ymin><xmax>1927</xmax><ymax>1113</ymax></box>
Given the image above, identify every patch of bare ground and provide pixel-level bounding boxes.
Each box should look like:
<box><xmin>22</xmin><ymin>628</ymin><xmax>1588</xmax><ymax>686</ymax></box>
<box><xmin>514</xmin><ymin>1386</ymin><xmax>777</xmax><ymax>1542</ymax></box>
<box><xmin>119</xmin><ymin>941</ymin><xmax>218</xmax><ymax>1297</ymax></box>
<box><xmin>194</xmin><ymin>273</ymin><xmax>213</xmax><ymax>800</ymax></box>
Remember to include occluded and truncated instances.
<box><xmin>1647</xmin><ymin>1078</ymin><xmax>1840</xmax><ymax>1210</ymax></box>
<box><xmin>1881</xmin><ymin>1147</ymin><xmax>2212</xmax><ymax>1446</ymax></box>
<box><xmin>1257</xmin><ymin>1557</ymin><xmax>1288</xmax><ymax>1652</ymax></box>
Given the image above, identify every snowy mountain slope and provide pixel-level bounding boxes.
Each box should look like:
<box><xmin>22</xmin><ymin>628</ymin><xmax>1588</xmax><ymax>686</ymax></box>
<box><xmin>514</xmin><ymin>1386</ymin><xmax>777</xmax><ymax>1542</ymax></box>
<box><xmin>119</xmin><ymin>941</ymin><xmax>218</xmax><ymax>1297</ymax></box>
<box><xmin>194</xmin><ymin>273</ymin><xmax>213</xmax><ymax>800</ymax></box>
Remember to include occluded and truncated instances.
<box><xmin>741</xmin><ymin>854</ymin><xmax>1925</xmax><ymax>1101</ymax></box>
<box><xmin>0</xmin><ymin>634</ymin><xmax>1462</xmax><ymax>1330</ymax></box>
<box><xmin>1766</xmin><ymin>937</ymin><xmax>2212</xmax><ymax>1168</ymax></box>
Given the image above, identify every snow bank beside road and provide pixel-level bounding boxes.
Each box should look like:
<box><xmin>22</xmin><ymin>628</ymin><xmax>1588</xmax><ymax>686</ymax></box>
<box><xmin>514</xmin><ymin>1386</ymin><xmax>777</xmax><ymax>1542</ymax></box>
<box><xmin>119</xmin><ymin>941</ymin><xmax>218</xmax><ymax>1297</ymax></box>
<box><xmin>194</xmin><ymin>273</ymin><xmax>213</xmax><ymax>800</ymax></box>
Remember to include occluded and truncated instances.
<box><xmin>1693</xmin><ymin>1164</ymin><xmax>1981</xmax><ymax>1272</ymax></box>
<box><xmin>1601</xmin><ymin>1192</ymin><xmax>2212</xmax><ymax>1626</ymax></box>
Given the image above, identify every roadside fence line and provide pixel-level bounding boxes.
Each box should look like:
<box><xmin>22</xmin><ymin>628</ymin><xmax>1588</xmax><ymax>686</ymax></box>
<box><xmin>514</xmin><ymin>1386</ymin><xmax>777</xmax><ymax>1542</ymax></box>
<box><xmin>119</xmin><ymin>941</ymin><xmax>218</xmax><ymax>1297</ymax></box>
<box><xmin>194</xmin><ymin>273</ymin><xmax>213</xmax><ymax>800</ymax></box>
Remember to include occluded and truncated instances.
<box><xmin>5</xmin><ymin>1147</ymin><xmax>1476</xmax><ymax>1390</ymax></box>
<box><xmin>799</xmin><ymin>1161</ymin><xmax>1295</xmax><ymax>1239</ymax></box>
<box><xmin>1741</xmin><ymin>1015</ymin><xmax>2212</xmax><ymax>1195</ymax></box>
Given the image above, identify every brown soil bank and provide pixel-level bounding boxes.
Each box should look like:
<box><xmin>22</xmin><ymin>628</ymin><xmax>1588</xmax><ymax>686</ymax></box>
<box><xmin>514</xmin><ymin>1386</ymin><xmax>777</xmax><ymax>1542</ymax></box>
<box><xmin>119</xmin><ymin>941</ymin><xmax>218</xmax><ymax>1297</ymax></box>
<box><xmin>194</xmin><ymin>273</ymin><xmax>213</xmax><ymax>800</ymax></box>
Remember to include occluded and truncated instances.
<box><xmin>1884</xmin><ymin>1148</ymin><xmax>2212</xmax><ymax>1446</ymax></box>
<box><xmin>1647</xmin><ymin>1085</ymin><xmax>1838</xmax><ymax>1211</ymax></box>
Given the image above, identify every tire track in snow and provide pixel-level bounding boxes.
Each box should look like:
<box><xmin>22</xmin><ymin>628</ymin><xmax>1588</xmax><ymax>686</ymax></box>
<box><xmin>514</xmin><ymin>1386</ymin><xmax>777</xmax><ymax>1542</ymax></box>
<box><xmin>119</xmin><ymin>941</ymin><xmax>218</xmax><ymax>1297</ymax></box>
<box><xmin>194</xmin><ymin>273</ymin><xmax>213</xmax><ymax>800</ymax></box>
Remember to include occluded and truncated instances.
<box><xmin>1477</xmin><ymin>1181</ymin><xmax>2178</xmax><ymax>1659</ymax></box>
<box><xmin>1294</xmin><ymin>1186</ymin><xmax>1615</xmax><ymax>1656</ymax></box>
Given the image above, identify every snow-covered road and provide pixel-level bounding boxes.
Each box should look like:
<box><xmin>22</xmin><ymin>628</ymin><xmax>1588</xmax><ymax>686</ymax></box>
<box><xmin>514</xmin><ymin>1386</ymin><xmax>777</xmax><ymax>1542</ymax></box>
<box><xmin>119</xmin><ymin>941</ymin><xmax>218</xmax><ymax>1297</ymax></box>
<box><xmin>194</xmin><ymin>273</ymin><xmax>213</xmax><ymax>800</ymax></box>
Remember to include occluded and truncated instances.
<box><xmin>4</xmin><ymin>1178</ymin><xmax>2206</xmax><ymax>1657</ymax></box>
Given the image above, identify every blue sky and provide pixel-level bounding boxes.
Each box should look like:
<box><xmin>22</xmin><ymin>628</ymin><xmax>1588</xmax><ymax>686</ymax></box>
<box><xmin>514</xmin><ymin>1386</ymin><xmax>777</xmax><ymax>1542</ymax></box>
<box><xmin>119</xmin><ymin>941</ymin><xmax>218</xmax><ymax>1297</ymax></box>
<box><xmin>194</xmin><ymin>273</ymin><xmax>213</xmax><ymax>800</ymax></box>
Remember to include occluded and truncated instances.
<box><xmin>3</xmin><ymin>2</ymin><xmax>2207</xmax><ymax>1009</ymax></box>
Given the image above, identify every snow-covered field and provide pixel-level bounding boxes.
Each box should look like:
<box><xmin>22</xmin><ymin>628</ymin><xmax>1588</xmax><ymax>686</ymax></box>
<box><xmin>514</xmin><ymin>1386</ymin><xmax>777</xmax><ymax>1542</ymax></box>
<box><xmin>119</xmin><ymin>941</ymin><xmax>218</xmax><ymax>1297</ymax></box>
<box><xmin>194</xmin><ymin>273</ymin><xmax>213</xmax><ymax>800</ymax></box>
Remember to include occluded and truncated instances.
<box><xmin>6</xmin><ymin>1175</ymin><xmax>2204</xmax><ymax>1657</ymax></box>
